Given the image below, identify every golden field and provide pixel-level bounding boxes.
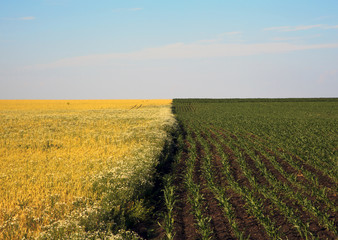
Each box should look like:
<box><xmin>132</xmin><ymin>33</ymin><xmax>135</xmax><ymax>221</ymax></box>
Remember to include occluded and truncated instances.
<box><xmin>0</xmin><ymin>100</ymin><xmax>174</xmax><ymax>239</ymax></box>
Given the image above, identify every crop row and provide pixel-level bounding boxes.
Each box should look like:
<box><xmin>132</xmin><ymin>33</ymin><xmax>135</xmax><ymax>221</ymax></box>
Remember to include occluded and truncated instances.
<box><xmin>160</xmin><ymin>99</ymin><xmax>337</xmax><ymax>240</ymax></box>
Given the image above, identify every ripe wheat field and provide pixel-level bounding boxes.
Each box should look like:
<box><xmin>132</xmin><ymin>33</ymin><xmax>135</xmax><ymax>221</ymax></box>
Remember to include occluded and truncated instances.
<box><xmin>0</xmin><ymin>100</ymin><xmax>174</xmax><ymax>239</ymax></box>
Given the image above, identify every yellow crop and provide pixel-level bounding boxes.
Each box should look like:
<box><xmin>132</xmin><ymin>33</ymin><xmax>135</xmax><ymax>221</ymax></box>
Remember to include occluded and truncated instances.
<box><xmin>0</xmin><ymin>100</ymin><xmax>174</xmax><ymax>239</ymax></box>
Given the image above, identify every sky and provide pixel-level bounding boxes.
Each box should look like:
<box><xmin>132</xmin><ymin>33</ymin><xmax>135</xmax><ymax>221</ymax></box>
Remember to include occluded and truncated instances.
<box><xmin>0</xmin><ymin>0</ymin><xmax>338</xmax><ymax>99</ymax></box>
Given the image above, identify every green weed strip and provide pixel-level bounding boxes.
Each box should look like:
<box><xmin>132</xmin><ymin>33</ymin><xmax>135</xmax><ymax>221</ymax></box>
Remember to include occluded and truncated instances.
<box><xmin>162</xmin><ymin>99</ymin><xmax>337</xmax><ymax>240</ymax></box>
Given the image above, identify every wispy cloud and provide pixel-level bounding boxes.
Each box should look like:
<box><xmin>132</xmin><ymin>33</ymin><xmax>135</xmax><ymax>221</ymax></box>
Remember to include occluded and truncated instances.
<box><xmin>112</xmin><ymin>8</ymin><xmax>143</xmax><ymax>12</ymax></box>
<box><xmin>324</xmin><ymin>25</ymin><xmax>338</xmax><ymax>29</ymax></box>
<box><xmin>26</xmin><ymin>42</ymin><xmax>338</xmax><ymax>70</ymax></box>
<box><xmin>264</xmin><ymin>24</ymin><xmax>338</xmax><ymax>32</ymax></box>
<box><xmin>272</xmin><ymin>36</ymin><xmax>302</xmax><ymax>41</ymax></box>
<box><xmin>2</xmin><ymin>16</ymin><xmax>36</xmax><ymax>21</ymax></box>
<box><xmin>129</xmin><ymin>8</ymin><xmax>143</xmax><ymax>11</ymax></box>
<box><xmin>272</xmin><ymin>34</ymin><xmax>321</xmax><ymax>41</ymax></box>
<box><xmin>264</xmin><ymin>25</ymin><xmax>322</xmax><ymax>32</ymax></box>
<box><xmin>19</xmin><ymin>16</ymin><xmax>36</xmax><ymax>21</ymax></box>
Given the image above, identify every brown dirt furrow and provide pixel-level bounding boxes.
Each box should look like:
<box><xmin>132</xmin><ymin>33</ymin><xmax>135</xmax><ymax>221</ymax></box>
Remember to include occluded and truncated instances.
<box><xmin>205</xmin><ymin>192</ymin><xmax>235</xmax><ymax>240</ymax></box>
<box><xmin>206</xmin><ymin>130</ymin><xmax>253</xmax><ymax>190</ymax></box>
<box><xmin>194</xmin><ymin>128</ymin><xmax>336</xmax><ymax>239</ymax></box>
<box><xmin>253</xmin><ymin>149</ymin><xmax>319</xmax><ymax>203</ymax></box>
<box><xmin>228</xmin><ymin>137</ymin><xmax>336</xmax><ymax>239</ymax></box>
<box><xmin>292</xmin><ymin>155</ymin><xmax>336</xmax><ymax>188</ymax></box>
<box><xmin>227</xmin><ymin>190</ymin><xmax>270</xmax><ymax>239</ymax></box>
<box><xmin>274</xmin><ymin>148</ymin><xmax>336</xmax><ymax>189</ymax></box>
<box><xmin>206</xmin><ymin>138</ymin><xmax>271</xmax><ymax>239</ymax></box>
<box><xmin>253</xmin><ymin>147</ymin><xmax>335</xmax><ymax>238</ymax></box>
<box><xmin>242</xmin><ymin>151</ymin><xmax>271</xmax><ymax>187</ymax></box>
<box><xmin>241</xmin><ymin>135</ymin><xmax>322</xmax><ymax>198</ymax></box>
<box><xmin>221</xmin><ymin>144</ymin><xmax>252</xmax><ymax>188</ymax></box>
<box><xmin>240</xmin><ymin>151</ymin><xmax>324</xmax><ymax>239</ymax></box>
<box><xmin>266</xmin><ymin>149</ymin><xmax>301</xmax><ymax>179</ymax></box>
<box><xmin>254</xmin><ymin>149</ymin><xmax>338</xmax><ymax>220</ymax></box>
<box><xmin>214</xmin><ymin>130</ymin><xmax>270</xmax><ymax>189</ymax></box>
<box><xmin>173</xmin><ymin>145</ymin><xmax>199</xmax><ymax>240</ymax></box>
<box><xmin>194</xmin><ymin>138</ymin><xmax>235</xmax><ymax>240</ymax></box>
<box><xmin>230</xmin><ymin>134</ymin><xmax>238</xmax><ymax>141</ymax></box>
<box><xmin>240</xmin><ymin>133</ymin><xmax>307</xmax><ymax>186</ymax></box>
<box><xmin>278</xmin><ymin>191</ymin><xmax>336</xmax><ymax>239</ymax></box>
<box><xmin>213</xmin><ymin>143</ymin><xmax>301</xmax><ymax>239</ymax></box>
<box><xmin>241</xmin><ymin>132</ymin><xmax>273</xmax><ymax>145</ymax></box>
<box><xmin>213</xmin><ymin>128</ymin><xmax>229</xmax><ymax>140</ymax></box>
<box><xmin>265</xmin><ymin>148</ymin><xmax>338</xmax><ymax>204</ymax></box>
<box><xmin>209</xmin><ymin>131</ymin><xmax>321</xmax><ymax>239</ymax></box>
<box><xmin>263</xmin><ymin>147</ymin><xmax>327</xmax><ymax>198</ymax></box>
<box><xmin>173</xmin><ymin>189</ymin><xmax>198</xmax><ymax>240</ymax></box>
<box><xmin>238</xmin><ymin>148</ymin><xmax>326</xmax><ymax>239</ymax></box>
<box><xmin>212</xmin><ymin>154</ymin><xmax>272</xmax><ymax>239</ymax></box>
<box><xmin>254</xmin><ymin>150</ymin><xmax>289</xmax><ymax>184</ymax></box>
<box><xmin>240</xmin><ymin>131</ymin><xmax>336</xmax><ymax>191</ymax></box>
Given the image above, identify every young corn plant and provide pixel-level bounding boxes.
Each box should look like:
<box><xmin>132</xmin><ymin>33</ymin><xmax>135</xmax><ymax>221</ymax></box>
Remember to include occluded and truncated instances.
<box><xmin>222</xmin><ymin>135</ymin><xmax>313</xmax><ymax>239</ymax></box>
<box><xmin>184</xmin><ymin>132</ymin><xmax>214</xmax><ymax>240</ymax></box>
<box><xmin>238</xmin><ymin>137</ymin><xmax>337</xmax><ymax>236</ymax></box>
<box><xmin>197</xmin><ymin>132</ymin><xmax>248</xmax><ymax>240</ymax></box>
<box><xmin>160</xmin><ymin>175</ymin><xmax>176</xmax><ymax>240</ymax></box>
<box><xmin>242</xmin><ymin>133</ymin><xmax>336</xmax><ymax>213</ymax></box>
<box><xmin>209</xmin><ymin>135</ymin><xmax>282</xmax><ymax>239</ymax></box>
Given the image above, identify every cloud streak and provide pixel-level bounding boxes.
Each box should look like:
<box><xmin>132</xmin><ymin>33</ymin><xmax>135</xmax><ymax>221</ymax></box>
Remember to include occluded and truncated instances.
<box><xmin>264</xmin><ymin>24</ymin><xmax>338</xmax><ymax>32</ymax></box>
<box><xmin>2</xmin><ymin>16</ymin><xmax>36</xmax><ymax>21</ymax></box>
<box><xmin>264</xmin><ymin>25</ymin><xmax>323</xmax><ymax>32</ymax></box>
<box><xmin>324</xmin><ymin>25</ymin><xmax>338</xmax><ymax>29</ymax></box>
<box><xmin>112</xmin><ymin>8</ymin><xmax>143</xmax><ymax>12</ymax></box>
<box><xmin>26</xmin><ymin>42</ymin><xmax>338</xmax><ymax>70</ymax></box>
<box><xmin>272</xmin><ymin>34</ymin><xmax>321</xmax><ymax>41</ymax></box>
<box><xmin>19</xmin><ymin>16</ymin><xmax>36</xmax><ymax>20</ymax></box>
<box><xmin>129</xmin><ymin>8</ymin><xmax>143</xmax><ymax>11</ymax></box>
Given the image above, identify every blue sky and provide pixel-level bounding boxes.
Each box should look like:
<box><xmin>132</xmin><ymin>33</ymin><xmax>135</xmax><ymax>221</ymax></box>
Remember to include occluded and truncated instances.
<box><xmin>1</xmin><ymin>0</ymin><xmax>338</xmax><ymax>99</ymax></box>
